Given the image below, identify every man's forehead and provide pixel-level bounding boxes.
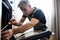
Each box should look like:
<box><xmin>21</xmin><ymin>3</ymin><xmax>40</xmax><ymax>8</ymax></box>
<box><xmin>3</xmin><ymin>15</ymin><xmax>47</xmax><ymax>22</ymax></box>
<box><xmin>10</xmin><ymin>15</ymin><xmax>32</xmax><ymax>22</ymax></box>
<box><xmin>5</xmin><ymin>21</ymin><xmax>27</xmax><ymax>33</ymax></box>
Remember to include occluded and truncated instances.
<box><xmin>20</xmin><ymin>5</ymin><xmax>28</xmax><ymax>9</ymax></box>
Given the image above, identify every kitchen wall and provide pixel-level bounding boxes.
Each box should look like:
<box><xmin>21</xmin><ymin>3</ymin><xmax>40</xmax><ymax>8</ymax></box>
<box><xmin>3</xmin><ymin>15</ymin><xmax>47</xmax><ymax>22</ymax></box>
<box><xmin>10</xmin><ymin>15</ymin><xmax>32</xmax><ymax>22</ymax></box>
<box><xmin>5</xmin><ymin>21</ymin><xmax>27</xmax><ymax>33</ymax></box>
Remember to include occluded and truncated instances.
<box><xmin>0</xmin><ymin>0</ymin><xmax>2</xmax><ymax>39</ymax></box>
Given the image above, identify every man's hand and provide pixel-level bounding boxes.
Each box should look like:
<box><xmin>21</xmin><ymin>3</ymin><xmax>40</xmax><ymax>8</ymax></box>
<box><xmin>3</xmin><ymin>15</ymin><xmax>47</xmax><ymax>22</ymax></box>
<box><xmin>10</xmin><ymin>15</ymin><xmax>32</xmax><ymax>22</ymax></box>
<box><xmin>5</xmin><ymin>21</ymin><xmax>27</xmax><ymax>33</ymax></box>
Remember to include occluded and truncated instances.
<box><xmin>8</xmin><ymin>17</ymin><xmax>26</xmax><ymax>26</ymax></box>
<box><xmin>8</xmin><ymin>19</ymin><xmax>17</xmax><ymax>25</ymax></box>
<box><xmin>1</xmin><ymin>29</ymin><xmax>14</xmax><ymax>40</ymax></box>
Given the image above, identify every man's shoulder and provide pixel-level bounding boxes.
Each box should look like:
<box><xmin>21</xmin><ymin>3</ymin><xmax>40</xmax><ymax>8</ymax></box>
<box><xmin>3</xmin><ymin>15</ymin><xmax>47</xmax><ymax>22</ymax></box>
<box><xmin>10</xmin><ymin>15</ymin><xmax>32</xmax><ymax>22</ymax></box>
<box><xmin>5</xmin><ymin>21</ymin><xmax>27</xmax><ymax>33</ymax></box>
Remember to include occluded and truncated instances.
<box><xmin>33</xmin><ymin>7</ymin><xmax>43</xmax><ymax>14</ymax></box>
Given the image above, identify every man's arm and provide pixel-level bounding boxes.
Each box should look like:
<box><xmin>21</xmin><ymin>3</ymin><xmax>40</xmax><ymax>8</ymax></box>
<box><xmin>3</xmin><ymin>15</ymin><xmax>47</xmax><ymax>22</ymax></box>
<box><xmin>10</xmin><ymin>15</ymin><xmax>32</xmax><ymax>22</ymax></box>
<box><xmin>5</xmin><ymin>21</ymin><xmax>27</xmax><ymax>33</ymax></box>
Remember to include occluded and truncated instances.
<box><xmin>1</xmin><ymin>17</ymin><xmax>26</xmax><ymax>40</ymax></box>
<box><xmin>13</xmin><ymin>18</ymin><xmax>39</xmax><ymax>34</ymax></box>
<box><xmin>13</xmin><ymin>17</ymin><xmax>26</xmax><ymax>26</ymax></box>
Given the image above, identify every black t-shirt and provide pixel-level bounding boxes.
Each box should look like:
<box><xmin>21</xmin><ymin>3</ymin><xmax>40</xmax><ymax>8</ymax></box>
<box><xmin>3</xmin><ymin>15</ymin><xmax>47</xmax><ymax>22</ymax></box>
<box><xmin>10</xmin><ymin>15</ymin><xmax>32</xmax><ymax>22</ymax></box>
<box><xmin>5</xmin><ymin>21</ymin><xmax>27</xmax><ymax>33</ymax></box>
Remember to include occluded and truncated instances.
<box><xmin>22</xmin><ymin>7</ymin><xmax>47</xmax><ymax>31</ymax></box>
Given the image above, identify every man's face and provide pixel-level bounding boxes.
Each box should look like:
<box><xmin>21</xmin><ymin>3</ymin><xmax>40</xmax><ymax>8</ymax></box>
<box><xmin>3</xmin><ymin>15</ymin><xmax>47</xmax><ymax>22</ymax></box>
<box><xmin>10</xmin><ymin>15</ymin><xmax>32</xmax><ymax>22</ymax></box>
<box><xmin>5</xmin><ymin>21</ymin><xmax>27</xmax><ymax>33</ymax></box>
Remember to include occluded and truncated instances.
<box><xmin>20</xmin><ymin>5</ymin><xmax>31</xmax><ymax>16</ymax></box>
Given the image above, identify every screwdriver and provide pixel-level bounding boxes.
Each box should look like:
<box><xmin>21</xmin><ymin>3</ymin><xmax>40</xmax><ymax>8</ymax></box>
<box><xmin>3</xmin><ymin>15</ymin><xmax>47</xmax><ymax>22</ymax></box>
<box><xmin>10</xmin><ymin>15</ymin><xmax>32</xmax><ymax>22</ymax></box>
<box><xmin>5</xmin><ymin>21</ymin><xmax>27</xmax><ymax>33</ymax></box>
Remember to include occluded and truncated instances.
<box><xmin>1</xmin><ymin>24</ymin><xmax>9</xmax><ymax>32</ymax></box>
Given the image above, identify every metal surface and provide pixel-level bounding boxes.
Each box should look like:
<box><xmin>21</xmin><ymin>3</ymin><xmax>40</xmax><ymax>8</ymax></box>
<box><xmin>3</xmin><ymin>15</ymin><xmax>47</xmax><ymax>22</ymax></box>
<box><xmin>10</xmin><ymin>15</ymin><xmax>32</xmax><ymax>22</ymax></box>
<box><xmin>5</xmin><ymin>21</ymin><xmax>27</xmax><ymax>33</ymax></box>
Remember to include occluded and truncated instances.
<box><xmin>16</xmin><ymin>31</ymin><xmax>51</xmax><ymax>40</ymax></box>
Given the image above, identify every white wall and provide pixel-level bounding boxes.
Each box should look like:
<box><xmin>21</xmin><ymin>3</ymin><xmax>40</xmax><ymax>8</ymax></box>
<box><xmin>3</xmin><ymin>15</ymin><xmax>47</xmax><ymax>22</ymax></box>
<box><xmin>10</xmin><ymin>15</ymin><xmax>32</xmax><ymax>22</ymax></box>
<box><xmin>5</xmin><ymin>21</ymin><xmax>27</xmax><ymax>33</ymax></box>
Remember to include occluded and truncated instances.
<box><xmin>0</xmin><ymin>0</ymin><xmax>2</xmax><ymax>29</ymax></box>
<box><xmin>0</xmin><ymin>0</ymin><xmax>2</xmax><ymax>39</ymax></box>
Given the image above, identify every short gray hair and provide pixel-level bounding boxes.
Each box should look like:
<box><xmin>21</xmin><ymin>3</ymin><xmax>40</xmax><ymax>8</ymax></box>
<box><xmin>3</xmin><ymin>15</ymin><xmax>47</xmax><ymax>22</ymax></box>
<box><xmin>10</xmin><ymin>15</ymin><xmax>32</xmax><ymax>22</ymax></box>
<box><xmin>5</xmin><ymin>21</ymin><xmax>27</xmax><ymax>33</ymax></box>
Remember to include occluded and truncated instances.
<box><xmin>18</xmin><ymin>0</ymin><xmax>30</xmax><ymax>7</ymax></box>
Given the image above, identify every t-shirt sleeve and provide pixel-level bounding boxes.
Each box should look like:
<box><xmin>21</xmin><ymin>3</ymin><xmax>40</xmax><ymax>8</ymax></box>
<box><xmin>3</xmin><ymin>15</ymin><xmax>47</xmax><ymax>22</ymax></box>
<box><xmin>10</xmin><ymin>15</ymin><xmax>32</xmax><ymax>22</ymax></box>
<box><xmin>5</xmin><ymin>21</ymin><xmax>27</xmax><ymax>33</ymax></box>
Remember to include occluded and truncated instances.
<box><xmin>32</xmin><ymin>9</ymin><xmax>46</xmax><ymax>24</ymax></box>
<box><xmin>33</xmin><ymin>10</ymin><xmax>44</xmax><ymax>20</ymax></box>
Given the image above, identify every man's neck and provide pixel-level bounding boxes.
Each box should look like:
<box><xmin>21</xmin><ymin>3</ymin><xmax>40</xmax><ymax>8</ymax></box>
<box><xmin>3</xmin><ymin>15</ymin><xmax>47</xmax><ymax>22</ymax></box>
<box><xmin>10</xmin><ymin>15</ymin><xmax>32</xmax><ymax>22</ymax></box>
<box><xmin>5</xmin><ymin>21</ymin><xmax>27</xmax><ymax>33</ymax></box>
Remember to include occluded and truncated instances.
<box><xmin>28</xmin><ymin>8</ymin><xmax>34</xmax><ymax>16</ymax></box>
<box><xmin>30</xmin><ymin>8</ymin><xmax>34</xmax><ymax>14</ymax></box>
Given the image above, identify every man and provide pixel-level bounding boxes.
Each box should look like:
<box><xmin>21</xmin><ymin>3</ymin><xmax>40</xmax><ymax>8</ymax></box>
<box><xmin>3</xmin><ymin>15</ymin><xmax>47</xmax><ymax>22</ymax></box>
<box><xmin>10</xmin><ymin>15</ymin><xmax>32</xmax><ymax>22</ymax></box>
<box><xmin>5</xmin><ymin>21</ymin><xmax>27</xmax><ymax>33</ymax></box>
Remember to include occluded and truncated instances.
<box><xmin>2</xmin><ymin>0</ymin><xmax>47</xmax><ymax>40</ymax></box>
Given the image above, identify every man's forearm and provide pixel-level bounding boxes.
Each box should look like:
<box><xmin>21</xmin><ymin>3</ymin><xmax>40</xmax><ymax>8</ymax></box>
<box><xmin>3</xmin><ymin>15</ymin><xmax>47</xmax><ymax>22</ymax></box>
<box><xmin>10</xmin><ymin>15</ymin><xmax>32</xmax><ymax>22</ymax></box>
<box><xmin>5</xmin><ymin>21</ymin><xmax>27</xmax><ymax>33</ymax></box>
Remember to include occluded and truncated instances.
<box><xmin>14</xmin><ymin>17</ymin><xmax>26</xmax><ymax>26</ymax></box>
<box><xmin>14</xmin><ymin>22</ymin><xmax>23</xmax><ymax>26</ymax></box>
<box><xmin>12</xmin><ymin>18</ymin><xmax>39</xmax><ymax>34</ymax></box>
<box><xmin>12</xmin><ymin>22</ymin><xmax>37</xmax><ymax>34</ymax></box>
